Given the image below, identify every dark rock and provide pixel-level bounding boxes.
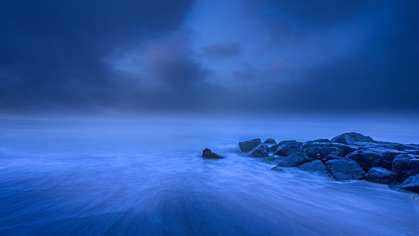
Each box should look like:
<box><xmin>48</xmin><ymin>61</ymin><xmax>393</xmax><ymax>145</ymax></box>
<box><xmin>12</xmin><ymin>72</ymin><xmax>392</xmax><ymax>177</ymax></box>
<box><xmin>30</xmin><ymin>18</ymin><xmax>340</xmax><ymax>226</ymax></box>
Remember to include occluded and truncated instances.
<box><xmin>365</xmin><ymin>167</ymin><xmax>397</xmax><ymax>184</ymax></box>
<box><xmin>326</xmin><ymin>159</ymin><xmax>365</xmax><ymax>180</ymax></box>
<box><xmin>298</xmin><ymin>160</ymin><xmax>328</xmax><ymax>174</ymax></box>
<box><xmin>331</xmin><ymin>132</ymin><xmax>374</xmax><ymax>145</ymax></box>
<box><xmin>274</xmin><ymin>140</ymin><xmax>302</xmax><ymax>156</ymax></box>
<box><xmin>264</xmin><ymin>138</ymin><xmax>277</xmax><ymax>144</ymax></box>
<box><xmin>346</xmin><ymin>150</ymin><xmax>391</xmax><ymax>172</ymax></box>
<box><xmin>400</xmin><ymin>175</ymin><xmax>419</xmax><ymax>193</ymax></box>
<box><xmin>276</xmin><ymin>152</ymin><xmax>310</xmax><ymax>167</ymax></box>
<box><xmin>302</xmin><ymin>142</ymin><xmax>356</xmax><ymax>161</ymax></box>
<box><xmin>239</xmin><ymin>138</ymin><xmax>262</xmax><ymax>152</ymax></box>
<box><xmin>250</xmin><ymin>144</ymin><xmax>269</xmax><ymax>157</ymax></box>
<box><xmin>202</xmin><ymin>148</ymin><xmax>223</xmax><ymax>159</ymax></box>
<box><xmin>392</xmin><ymin>154</ymin><xmax>419</xmax><ymax>180</ymax></box>
<box><xmin>312</xmin><ymin>138</ymin><xmax>331</xmax><ymax>143</ymax></box>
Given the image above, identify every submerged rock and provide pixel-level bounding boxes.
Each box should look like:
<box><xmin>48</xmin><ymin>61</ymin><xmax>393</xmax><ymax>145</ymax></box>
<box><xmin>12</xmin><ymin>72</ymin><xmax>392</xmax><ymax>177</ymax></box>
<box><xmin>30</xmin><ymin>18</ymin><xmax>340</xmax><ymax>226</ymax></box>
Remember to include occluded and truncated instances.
<box><xmin>264</xmin><ymin>138</ymin><xmax>277</xmax><ymax>144</ymax></box>
<box><xmin>276</xmin><ymin>152</ymin><xmax>310</xmax><ymax>167</ymax></box>
<box><xmin>298</xmin><ymin>160</ymin><xmax>327</xmax><ymax>174</ymax></box>
<box><xmin>326</xmin><ymin>159</ymin><xmax>365</xmax><ymax>180</ymax></box>
<box><xmin>202</xmin><ymin>148</ymin><xmax>223</xmax><ymax>159</ymax></box>
<box><xmin>400</xmin><ymin>175</ymin><xmax>419</xmax><ymax>193</ymax></box>
<box><xmin>250</xmin><ymin>144</ymin><xmax>269</xmax><ymax>157</ymax></box>
<box><xmin>239</xmin><ymin>138</ymin><xmax>262</xmax><ymax>152</ymax></box>
<box><xmin>391</xmin><ymin>154</ymin><xmax>419</xmax><ymax>179</ymax></box>
<box><xmin>365</xmin><ymin>167</ymin><xmax>397</xmax><ymax>184</ymax></box>
<box><xmin>331</xmin><ymin>132</ymin><xmax>374</xmax><ymax>145</ymax></box>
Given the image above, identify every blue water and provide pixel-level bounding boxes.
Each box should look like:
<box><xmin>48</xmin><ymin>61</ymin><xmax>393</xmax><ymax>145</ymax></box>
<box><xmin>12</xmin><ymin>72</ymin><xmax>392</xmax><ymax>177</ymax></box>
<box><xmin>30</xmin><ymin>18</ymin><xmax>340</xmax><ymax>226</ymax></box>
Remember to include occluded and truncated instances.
<box><xmin>0</xmin><ymin>116</ymin><xmax>418</xmax><ymax>235</ymax></box>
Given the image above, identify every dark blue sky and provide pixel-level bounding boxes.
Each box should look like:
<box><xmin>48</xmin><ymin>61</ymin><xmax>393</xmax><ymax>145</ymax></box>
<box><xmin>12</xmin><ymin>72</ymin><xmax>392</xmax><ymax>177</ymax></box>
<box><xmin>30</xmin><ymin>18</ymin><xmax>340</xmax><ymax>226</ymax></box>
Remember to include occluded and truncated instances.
<box><xmin>1</xmin><ymin>0</ymin><xmax>418</xmax><ymax>114</ymax></box>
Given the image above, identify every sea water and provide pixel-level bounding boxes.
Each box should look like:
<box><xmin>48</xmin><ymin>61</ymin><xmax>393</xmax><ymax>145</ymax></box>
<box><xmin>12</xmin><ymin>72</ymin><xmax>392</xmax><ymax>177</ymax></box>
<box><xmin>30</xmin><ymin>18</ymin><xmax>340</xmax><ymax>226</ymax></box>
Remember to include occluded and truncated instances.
<box><xmin>0</xmin><ymin>115</ymin><xmax>418</xmax><ymax>235</ymax></box>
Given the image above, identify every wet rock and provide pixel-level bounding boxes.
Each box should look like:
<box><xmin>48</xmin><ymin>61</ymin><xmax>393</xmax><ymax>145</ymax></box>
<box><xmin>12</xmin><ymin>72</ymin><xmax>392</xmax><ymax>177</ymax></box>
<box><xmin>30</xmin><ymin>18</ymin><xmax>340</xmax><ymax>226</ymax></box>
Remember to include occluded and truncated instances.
<box><xmin>202</xmin><ymin>148</ymin><xmax>223</xmax><ymax>159</ymax></box>
<box><xmin>326</xmin><ymin>159</ymin><xmax>365</xmax><ymax>180</ymax></box>
<box><xmin>298</xmin><ymin>160</ymin><xmax>328</xmax><ymax>174</ymax></box>
<box><xmin>239</xmin><ymin>138</ymin><xmax>262</xmax><ymax>152</ymax></box>
<box><xmin>331</xmin><ymin>132</ymin><xmax>374</xmax><ymax>145</ymax></box>
<box><xmin>250</xmin><ymin>144</ymin><xmax>269</xmax><ymax>158</ymax></box>
<box><xmin>346</xmin><ymin>150</ymin><xmax>391</xmax><ymax>172</ymax></box>
<box><xmin>273</xmin><ymin>140</ymin><xmax>302</xmax><ymax>156</ymax></box>
<box><xmin>392</xmin><ymin>154</ymin><xmax>419</xmax><ymax>179</ymax></box>
<box><xmin>312</xmin><ymin>138</ymin><xmax>331</xmax><ymax>142</ymax></box>
<box><xmin>302</xmin><ymin>142</ymin><xmax>356</xmax><ymax>161</ymax></box>
<box><xmin>400</xmin><ymin>175</ymin><xmax>419</xmax><ymax>193</ymax></box>
<box><xmin>276</xmin><ymin>152</ymin><xmax>310</xmax><ymax>167</ymax></box>
<box><xmin>264</xmin><ymin>138</ymin><xmax>277</xmax><ymax>144</ymax></box>
<box><xmin>365</xmin><ymin>167</ymin><xmax>397</xmax><ymax>184</ymax></box>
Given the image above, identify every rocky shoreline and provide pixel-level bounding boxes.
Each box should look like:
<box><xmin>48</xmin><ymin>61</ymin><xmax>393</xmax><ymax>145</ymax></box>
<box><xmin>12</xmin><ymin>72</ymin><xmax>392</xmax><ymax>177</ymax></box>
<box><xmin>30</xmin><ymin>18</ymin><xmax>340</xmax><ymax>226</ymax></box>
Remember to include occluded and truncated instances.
<box><xmin>205</xmin><ymin>132</ymin><xmax>419</xmax><ymax>193</ymax></box>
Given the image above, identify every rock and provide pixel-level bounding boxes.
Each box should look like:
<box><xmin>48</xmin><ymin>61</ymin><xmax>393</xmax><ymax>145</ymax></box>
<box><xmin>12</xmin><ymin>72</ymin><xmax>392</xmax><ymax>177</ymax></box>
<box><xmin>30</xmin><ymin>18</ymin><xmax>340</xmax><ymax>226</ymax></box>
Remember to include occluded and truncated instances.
<box><xmin>302</xmin><ymin>142</ymin><xmax>356</xmax><ymax>161</ymax></box>
<box><xmin>276</xmin><ymin>152</ymin><xmax>310</xmax><ymax>167</ymax></box>
<box><xmin>202</xmin><ymin>148</ymin><xmax>223</xmax><ymax>159</ymax></box>
<box><xmin>264</xmin><ymin>138</ymin><xmax>277</xmax><ymax>144</ymax></box>
<box><xmin>274</xmin><ymin>140</ymin><xmax>302</xmax><ymax>156</ymax></box>
<box><xmin>391</xmin><ymin>154</ymin><xmax>419</xmax><ymax>180</ymax></box>
<box><xmin>250</xmin><ymin>144</ymin><xmax>269</xmax><ymax>157</ymax></box>
<box><xmin>331</xmin><ymin>132</ymin><xmax>374</xmax><ymax>145</ymax></box>
<box><xmin>239</xmin><ymin>138</ymin><xmax>262</xmax><ymax>152</ymax></box>
<box><xmin>365</xmin><ymin>167</ymin><xmax>397</xmax><ymax>184</ymax></box>
<box><xmin>346</xmin><ymin>150</ymin><xmax>391</xmax><ymax>172</ymax></box>
<box><xmin>312</xmin><ymin>138</ymin><xmax>331</xmax><ymax>143</ymax></box>
<box><xmin>326</xmin><ymin>159</ymin><xmax>365</xmax><ymax>180</ymax></box>
<box><xmin>400</xmin><ymin>175</ymin><xmax>419</xmax><ymax>193</ymax></box>
<box><xmin>298</xmin><ymin>160</ymin><xmax>328</xmax><ymax>174</ymax></box>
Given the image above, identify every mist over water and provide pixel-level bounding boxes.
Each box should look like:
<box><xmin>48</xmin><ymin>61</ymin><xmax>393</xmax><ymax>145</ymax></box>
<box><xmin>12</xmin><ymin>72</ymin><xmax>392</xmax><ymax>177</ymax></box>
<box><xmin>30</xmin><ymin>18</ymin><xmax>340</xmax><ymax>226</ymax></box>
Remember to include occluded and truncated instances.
<box><xmin>0</xmin><ymin>115</ymin><xmax>418</xmax><ymax>235</ymax></box>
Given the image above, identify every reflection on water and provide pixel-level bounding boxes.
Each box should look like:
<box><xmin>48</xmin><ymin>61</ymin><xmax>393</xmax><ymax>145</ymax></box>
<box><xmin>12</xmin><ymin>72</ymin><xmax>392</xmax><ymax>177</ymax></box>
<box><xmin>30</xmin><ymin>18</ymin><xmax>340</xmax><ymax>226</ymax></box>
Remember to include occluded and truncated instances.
<box><xmin>0</xmin><ymin>116</ymin><xmax>418</xmax><ymax>235</ymax></box>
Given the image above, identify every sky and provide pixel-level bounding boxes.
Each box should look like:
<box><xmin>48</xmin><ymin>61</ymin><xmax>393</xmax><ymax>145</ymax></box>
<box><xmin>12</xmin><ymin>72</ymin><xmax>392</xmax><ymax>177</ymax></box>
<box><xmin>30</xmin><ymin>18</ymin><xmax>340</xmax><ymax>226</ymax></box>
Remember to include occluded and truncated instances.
<box><xmin>0</xmin><ymin>0</ymin><xmax>418</xmax><ymax>114</ymax></box>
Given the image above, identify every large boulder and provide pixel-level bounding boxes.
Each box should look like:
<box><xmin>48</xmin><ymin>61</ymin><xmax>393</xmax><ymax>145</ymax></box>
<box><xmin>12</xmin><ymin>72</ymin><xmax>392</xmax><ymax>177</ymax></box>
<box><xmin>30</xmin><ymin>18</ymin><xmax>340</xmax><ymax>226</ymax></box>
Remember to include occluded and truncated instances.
<box><xmin>202</xmin><ymin>148</ymin><xmax>223</xmax><ymax>159</ymax></box>
<box><xmin>331</xmin><ymin>132</ymin><xmax>374</xmax><ymax>145</ymax></box>
<box><xmin>302</xmin><ymin>142</ymin><xmax>356</xmax><ymax>161</ymax></box>
<box><xmin>326</xmin><ymin>159</ymin><xmax>365</xmax><ymax>180</ymax></box>
<box><xmin>365</xmin><ymin>167</ymin><xmax>397</xmax><ymax>184</ymax></box>
<box><xmin>273</xmin><ymin>140</ymin><xmax>302</xmax><ymax>156</ymax></box>
<box><xmin>346</xmin><ymin>150</ymin><xmax>391</xmax><ymax>172</ymax></box>
<box><xmin>250</xmin><ymin>144</ymin><xmax>269</xmax><ymax>157</ymax></box>
<box><xmin>298</xmin><ymin>160</ymin><xmax>328</xmax><ymax>174</ymax></box>
<box><xmin>391</xmin><ymin>154</ymin><xmax>419</xmax><ymax>179</ymax></box>
<box><xmin>400</xmin><ymin>175</ymin><xmax>419</xmax><ymax>193</ymax></box>
<box><xmin>276</xmin><ymin>152</ymin><xmax>310</xmax><ymax>167</ymax></box>
<box><xmin>264</xmin><ymin>138</ymin><xmax>277</xmax><ymax>145</ymax></box>
<box><xmin>239</xmin><ymin>138</ymin><xmax>262</xmax><ymax>152</ymax></box>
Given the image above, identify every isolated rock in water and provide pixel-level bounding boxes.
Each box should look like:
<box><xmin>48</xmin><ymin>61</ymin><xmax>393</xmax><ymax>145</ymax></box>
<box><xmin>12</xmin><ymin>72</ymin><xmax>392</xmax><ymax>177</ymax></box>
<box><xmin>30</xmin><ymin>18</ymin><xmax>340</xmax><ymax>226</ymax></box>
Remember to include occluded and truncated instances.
<box><xmin>250</xmin><ymin>144</ymin><xmax>269</xmax><ymax>157</ymax></box>
<box><xmin>276</xmin><ymin>152</ymin><xmax>310</xmax><ymax>167</ymax></box>
<box><xmin>239</xmin><ymin>138</ymin><xmax>262</xmax><ymax>152</ymax></box>
<box><xmin>365</xmin><ymin>167</ymin><xmax>397</xmax><ymax>184</ymax></box>
<box><xmin>400</xmin><ymin>175</ymin><xmax>419</xmax><ymax>193</ymax></box>
<box><xmin>392</xmin><ymin>154</ymin><xmax>419</xmax><ymax>179</ymax></box>
<box><xmin>346</xmin><ymin>150</ymin><xmax>390</xmax><ymax>172</ymax></box>
<box><xmin>264</xmin><ymin>138</ymin><xmax>277</xmax><ymax>144</ymax></box>
<box><xmin>274</xmin><ymin>140</ymin><xmax>302</xmax><ymax>156</ymax></box>
<box><xmin>331</xmin><ymin>132</ymin><xmax>374</xmax><ymax>145</ymax></box>
<box><xmin>326</xmin><ymin>159</ymin><xmax>365</xmax><ymax>180</ymax></box>
<box><xmin>202</xmin><ymin>148</ymin><xmax>222</xmax><ymax>159</ymax></box>
<box><xmin>298</xmin><ymin>160</ymin><xmax>327</xmax><ymax>174</ymax></box>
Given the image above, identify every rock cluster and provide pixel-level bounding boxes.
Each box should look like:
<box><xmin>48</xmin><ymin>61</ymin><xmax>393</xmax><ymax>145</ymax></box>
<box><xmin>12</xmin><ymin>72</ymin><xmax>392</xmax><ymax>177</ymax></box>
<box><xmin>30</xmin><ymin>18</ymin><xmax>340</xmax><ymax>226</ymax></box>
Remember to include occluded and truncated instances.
<box><xmin>239</xmin><ymin>132</ymin><xmax>419</xmax><ymax>193</ymax></box>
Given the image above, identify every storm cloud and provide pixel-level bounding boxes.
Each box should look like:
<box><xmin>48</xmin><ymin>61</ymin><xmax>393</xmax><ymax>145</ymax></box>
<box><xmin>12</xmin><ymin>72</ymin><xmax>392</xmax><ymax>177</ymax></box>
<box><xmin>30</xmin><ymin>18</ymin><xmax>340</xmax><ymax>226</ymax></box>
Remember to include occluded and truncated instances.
<box><xmin>0</xmin><ymin>0</ymin><xmax>418</xmax><ymax>114</ymax></box>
